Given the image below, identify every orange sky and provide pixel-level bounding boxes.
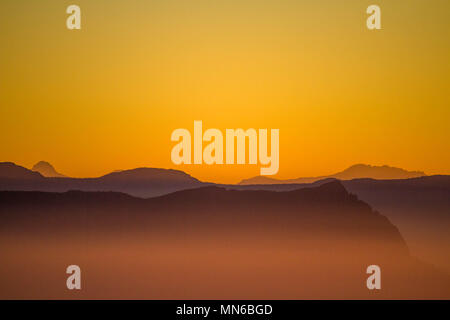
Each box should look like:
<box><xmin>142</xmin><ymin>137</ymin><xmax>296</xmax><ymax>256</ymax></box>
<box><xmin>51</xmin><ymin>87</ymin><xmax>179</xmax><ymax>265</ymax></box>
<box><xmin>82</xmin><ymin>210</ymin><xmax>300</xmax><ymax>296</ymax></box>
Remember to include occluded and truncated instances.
<box><xmin>0</xmin><ymin>0</ymin><xmax>449</xmax><ymax>183</ymax></box>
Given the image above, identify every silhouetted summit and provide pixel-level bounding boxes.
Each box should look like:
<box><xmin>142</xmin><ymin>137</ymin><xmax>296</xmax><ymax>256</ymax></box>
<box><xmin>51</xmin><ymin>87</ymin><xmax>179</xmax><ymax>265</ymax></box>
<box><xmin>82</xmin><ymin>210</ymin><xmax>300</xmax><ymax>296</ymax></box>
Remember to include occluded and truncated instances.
<box><xmin>0</xmin><ymin>162</ymin><xmax>204</xmax><ymax>198</ymax></box>
<box><xmin>239</xmin><ymin>164</ymin><xmax>426</xmax><ymax>185</ymax></box>
<box><xmin>336</xmin><ymin>164</ymin><xmax>425</xmax><ymax>180</ymax></box>
<box><xmin>0</xmin><ymin>162</ymin><xmax>43</xmax><ymax>179</ymax></box>
<box><xmin>32</xmin><ymin>161</ymin><xmax>65</xmax><ymax>177</ymax></box>
<box><xmin>100</xmin><ymin>167</ymin><xmax>198</xmax><ymax>182</ymax></box>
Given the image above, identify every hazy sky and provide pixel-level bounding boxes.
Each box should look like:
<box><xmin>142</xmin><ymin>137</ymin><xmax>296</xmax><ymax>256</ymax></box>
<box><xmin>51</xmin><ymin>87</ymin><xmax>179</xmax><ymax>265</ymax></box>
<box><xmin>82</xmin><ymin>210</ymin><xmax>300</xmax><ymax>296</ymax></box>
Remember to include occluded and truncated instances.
<box><xmin>1</xmin><ymin>0</ymin><xmax>449</xmax><ymax>183</ymax></box>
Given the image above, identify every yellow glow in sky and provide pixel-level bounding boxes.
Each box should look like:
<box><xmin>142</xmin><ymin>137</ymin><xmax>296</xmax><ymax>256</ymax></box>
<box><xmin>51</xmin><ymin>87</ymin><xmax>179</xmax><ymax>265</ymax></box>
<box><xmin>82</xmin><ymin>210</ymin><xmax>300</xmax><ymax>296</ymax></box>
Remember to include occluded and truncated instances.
<box><xmin>0</xmin><ymin>0</ymin><xmax>449</xmax><ymax>183</ymax></box>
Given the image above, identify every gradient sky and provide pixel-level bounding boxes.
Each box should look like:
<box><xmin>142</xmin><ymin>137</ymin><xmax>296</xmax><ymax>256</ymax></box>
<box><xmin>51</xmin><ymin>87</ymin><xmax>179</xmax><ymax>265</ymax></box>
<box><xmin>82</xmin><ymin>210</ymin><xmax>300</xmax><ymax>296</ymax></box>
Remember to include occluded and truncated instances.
<box><xmin>1</xmin><ymin>0</ymin><xmax>449</xmax><ymax>183</ymax></box>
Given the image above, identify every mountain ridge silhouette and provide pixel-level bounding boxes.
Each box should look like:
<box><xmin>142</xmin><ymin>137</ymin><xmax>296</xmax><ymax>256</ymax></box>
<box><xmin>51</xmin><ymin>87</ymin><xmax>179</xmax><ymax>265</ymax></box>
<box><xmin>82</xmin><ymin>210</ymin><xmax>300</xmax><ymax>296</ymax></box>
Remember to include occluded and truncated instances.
<box><xmin>0</xmin><ymin>162</ymin><xmax>205</xmax><ymax>198</ymax></box>
<box><xmin>0</xmin><ymin>162</ymin><xmax>44</xmax><ymax>179</ymax></box>
<box><xmin>239</xmin><ymin>164</ymin><xmax>426</xmax><ymax>185</ymax></box>
<box><xmin>32</xmin><ymin>161</ymin><xmax>66</xmax><ymax>178</ymax></box>
<box><xmin>3</xmin><ymin>180</ymin><xmax>450</xmax><ymax>298</ymax></box>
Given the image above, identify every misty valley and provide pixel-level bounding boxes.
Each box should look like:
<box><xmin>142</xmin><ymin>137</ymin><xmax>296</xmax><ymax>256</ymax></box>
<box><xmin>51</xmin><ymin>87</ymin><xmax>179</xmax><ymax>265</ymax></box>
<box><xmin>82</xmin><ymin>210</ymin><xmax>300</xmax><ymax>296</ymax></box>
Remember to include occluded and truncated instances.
<box><xmin>1</xmin><ymin>168</ymin><xmax>450</xmax><ymax>299</ymax></box>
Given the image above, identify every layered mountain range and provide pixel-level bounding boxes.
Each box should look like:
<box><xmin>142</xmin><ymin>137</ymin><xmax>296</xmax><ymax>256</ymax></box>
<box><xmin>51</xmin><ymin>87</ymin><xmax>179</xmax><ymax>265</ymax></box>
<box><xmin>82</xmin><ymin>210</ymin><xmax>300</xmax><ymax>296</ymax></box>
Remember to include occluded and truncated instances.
<box><xmin>0</xmin><ymin>162</ymin><xmax>204</xmax><ymax>198</ymax></box>
<box><xmin>2</xmin><ymin>181</ymin><xmax>449</xmax><ymax>298</ymax></box>
<box><xmin>238</xmin><ymin>164</ymin><xmax>426</xmax><ymax>185</ymax></box>
<box><xmin>1</xmin><ymin>161</ymin><xmax>449</xmax><ymax>298</ymax></box>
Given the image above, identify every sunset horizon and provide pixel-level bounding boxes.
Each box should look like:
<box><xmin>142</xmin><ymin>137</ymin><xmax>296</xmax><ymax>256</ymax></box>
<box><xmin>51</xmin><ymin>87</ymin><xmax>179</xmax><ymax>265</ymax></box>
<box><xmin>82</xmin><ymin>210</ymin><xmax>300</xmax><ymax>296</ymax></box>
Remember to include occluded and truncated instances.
<box><xmin>2</xmin><ymin>1</ymin><xmax>449</xmax><ymax>184</ymax></box>
<box><xmin>1</xmin><ymin>0</ymin><xmax>449</xmax><ymax>307</ymax></box>
<box><xmin>0</xmin><ymin>159</ymin><xmax>437</xmax><ymax>184</ymax></box>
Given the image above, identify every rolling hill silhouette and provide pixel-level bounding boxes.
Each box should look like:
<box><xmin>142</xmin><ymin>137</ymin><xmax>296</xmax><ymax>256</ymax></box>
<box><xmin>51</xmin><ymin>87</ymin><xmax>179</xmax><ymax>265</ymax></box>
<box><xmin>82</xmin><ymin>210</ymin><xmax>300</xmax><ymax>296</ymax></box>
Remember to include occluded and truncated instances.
<box><xmin>238</xmin><ymin>164</ymin><xmax>426</xmax><ymax>185</ymax></box>
<box><xmin>0</xmin><ymin>162</ymin><xmax>205</xmax><ymax>198</ymax></box>
<box><xmin>0</xmin><ymin>162</ymin><xmax>44</xmax><ymax>179</ymax></box>
<box><xmin>32</xmin><ymin>161</ymin><xmax>66</xmax><ymax>177</ymax></box>
<box><xmin>1</xmin><ymin>181</ymin><xmax>449</xmax><ymax>299</ymax></box>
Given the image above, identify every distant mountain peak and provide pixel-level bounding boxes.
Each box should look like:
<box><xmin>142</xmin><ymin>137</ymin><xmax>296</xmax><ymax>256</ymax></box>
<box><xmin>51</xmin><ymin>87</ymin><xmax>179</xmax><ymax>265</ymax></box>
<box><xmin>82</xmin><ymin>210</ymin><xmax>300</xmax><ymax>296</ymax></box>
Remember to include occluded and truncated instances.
<box><xmin>239</xmin><ymin>164</ymin><xmax>427</xmax><ymax>185</ymax></box>
<box><xmin>0</xmin><ymin>162</ymin><xmax>43</xmax><ymax>179</ymax></box>
<box><xmin>100</xmin><ymin>167</ymin><xmax>201</xmax><ymax>182</ymax></box>
<box><xmin>31</xmin><ymin>161</ymin><xmax>66</xmax><ymax>178</ymax></box>
<box><xmin>336</xmin><ymin>164</ymin><xmax>426</xmax><ymax>180</ymax></box>
<box><xmin>0</xmin><ymin>162</ymin><xmax>205</xmax><ymax>198</ymax></box>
